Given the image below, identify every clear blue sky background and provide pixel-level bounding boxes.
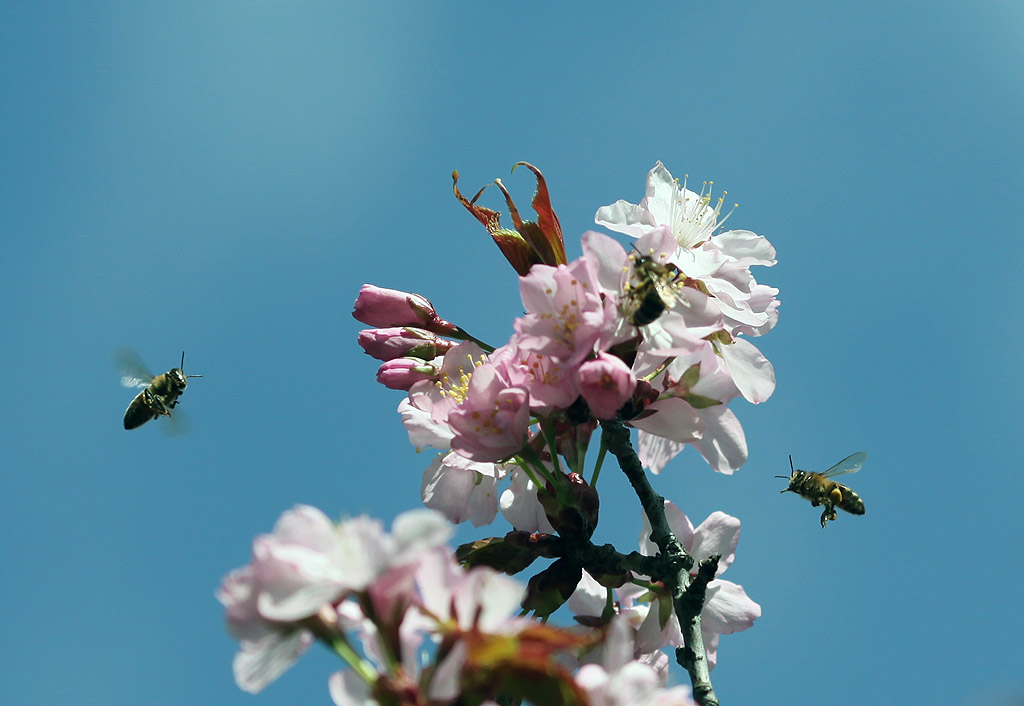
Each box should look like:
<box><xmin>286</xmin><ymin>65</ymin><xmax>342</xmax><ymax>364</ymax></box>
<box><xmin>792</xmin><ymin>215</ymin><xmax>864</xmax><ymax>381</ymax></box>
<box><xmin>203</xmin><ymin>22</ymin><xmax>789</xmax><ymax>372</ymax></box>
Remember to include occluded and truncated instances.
<box><xmin>3</xmin><ymin>3</ymin><xmax>1022</xmax><ymax>705</ymax></box>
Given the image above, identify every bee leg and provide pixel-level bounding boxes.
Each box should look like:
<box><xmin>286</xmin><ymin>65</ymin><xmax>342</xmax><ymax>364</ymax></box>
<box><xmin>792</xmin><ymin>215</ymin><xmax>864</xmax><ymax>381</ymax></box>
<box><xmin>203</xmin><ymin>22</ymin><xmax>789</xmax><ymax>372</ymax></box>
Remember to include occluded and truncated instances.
<box><xmin>829</xmin><ymin>487</ymin><xmax>844</xmax><ymax>505</ymax></box>
<box><xmin>819</xmin><ymin>503</ymin><xmax>837</xmax><ymax>528</ymax></box>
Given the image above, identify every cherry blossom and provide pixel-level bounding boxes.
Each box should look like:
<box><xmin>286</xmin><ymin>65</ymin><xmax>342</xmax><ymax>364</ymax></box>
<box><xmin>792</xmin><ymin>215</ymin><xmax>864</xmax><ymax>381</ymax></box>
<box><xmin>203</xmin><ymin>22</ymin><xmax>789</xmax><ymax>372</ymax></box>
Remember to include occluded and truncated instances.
<box><xmin>594</xmin><ymin>161</ymin><xmax>779</xmax><ymax>340</ymax></box>
<box><xmin>514</xmin><ymin>257</ymin><xmax>605</xmax><ymax>365</ymax></box>
<box><xmin>218</xmin><ymin>506</ymin><xmax>453</xmax><ymax>693</ymax></box>
<box><xmin>574</xmin><ymin>616</ymin><xmax>696</xmax><ymax>706</ymax></box>
<box><xmin>421</xmin><ymin>453</ymin><xmax>504</xmax><ymax>527</ymax></box>
<box><xmin>635</xmin><ymin>504</ymin><xmax>761</xmax><ymax>668</ymax></box>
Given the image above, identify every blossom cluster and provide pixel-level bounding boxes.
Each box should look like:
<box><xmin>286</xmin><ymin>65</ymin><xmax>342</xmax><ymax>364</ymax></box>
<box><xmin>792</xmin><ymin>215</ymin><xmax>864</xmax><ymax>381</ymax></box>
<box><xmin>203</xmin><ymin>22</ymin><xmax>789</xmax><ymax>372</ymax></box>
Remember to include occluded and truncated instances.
<box><xmin>219</xmin><ymin>161</ymin><xmax>778</xmax><ymax>705</ymax></box>
<box><xmin>219</xmin><ymin>505</ymin><xmax>700</xmax><ymax>705</ymax></box>
<box><xmin>354</xmin><ymin>162</ymin><xmax>778</xmax><ymax>531</ymax></box>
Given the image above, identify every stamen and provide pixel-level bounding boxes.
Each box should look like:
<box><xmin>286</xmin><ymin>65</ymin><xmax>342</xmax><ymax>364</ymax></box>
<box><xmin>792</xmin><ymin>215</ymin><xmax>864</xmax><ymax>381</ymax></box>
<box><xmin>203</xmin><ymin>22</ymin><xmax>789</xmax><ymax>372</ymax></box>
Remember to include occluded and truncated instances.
<box><xmin>667</xmin><ymin>174</ymin><xmax>740</xmax><ymax>247</ymax></box>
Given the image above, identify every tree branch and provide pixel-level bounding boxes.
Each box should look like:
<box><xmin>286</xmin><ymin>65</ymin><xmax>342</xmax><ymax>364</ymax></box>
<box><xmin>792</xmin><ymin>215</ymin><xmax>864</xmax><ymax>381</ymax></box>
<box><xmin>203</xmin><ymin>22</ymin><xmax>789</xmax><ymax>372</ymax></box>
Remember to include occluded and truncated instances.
<box><xmin>600</xmin><ymin>420</ymin><xmax>720</xmax><ymax>706</ymax></box>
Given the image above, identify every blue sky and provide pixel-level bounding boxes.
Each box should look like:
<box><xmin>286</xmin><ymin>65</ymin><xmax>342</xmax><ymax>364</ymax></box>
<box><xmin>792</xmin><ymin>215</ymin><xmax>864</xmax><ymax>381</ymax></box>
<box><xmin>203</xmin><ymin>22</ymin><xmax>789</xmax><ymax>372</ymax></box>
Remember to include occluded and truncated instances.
<box><xmin>3</xmin><ymin>2</ymin><xmax>1023</xmax><ymax>705</ymax></box>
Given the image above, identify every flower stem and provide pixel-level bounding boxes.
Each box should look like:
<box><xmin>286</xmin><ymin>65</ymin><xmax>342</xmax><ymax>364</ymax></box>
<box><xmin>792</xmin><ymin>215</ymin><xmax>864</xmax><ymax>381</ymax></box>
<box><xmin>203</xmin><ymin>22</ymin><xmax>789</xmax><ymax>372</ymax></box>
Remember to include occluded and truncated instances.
<box><xmin>328</xmin><ymin>635</ymin><xmax>379</xmax><ymax>684</ymax></box>
<box><xmin>589</xmin><ymin>432</ymin><xmax>608</xmax><ymax>487</ymax></box>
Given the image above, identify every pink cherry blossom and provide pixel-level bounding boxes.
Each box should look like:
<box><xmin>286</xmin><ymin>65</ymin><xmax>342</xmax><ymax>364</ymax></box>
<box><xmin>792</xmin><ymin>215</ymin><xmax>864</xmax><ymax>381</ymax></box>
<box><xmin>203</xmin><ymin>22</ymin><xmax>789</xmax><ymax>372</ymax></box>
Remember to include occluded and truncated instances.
<box><xmin>400</xmin><ymin>361</ymin><xmax>521</xmax><ymax>524</ymax></box>
<box><xmin>514</xmin><ymin>258</ymin><xmax>605</xmax><ymax>365</ymax></box>
<box><xmin>414</xmin><ymin>554</ymin><xmax>532</xmax><ymax>700</ymax></box>
<box><xmin>250</xmin><ymin>507</ymin><xmax>386</xmax><ymax>622</ymax></box>
<box><xmin>447</xmin><ymin>362</ymin><xmax>531</xmax><ymax>462</ymax></box>
<box><xmin>579</xmin><ymin>228</ymin><xmax>723</xmax><ymax>352</ymax></box>
<box><xmin>407</xmin><ymin>341</ymin><xmax>490</xmax><ymax>428</ymax></box>
<box><xmin>497</xmin><ymin>337</ymin><xmax>580</xmax><ymax>414</ymax></box>
<box><xmin>632</xmin><ymin>346</ymin><xmax>750</xmax><ymax>474</ymax></box>
<box><xmin>217</xmin><ymin>564</ymin><xmax>315</xmax><ymax>694</ymax></box>
<box><xmin>219</xmin><ymin>506</ymin><xmax>454</xmax><ymax>693</ymax></box>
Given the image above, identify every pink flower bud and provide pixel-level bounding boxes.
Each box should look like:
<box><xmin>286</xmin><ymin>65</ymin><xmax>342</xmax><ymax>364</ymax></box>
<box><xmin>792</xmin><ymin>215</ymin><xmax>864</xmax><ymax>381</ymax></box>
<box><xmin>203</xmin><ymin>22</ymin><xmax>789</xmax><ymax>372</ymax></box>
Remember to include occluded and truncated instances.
<box><xmin>352</xmin><ymin>284</ymin><xmax>436</xmax><ymax>327</ymax></box>
<box><xmin>376</xmin><ymin>358</ymin><xmax>439</xmax><ymax>390</ymax></box>
<box><xmin>357</xmin><ymin>327</ymin><xmax>454</xmax><ymax>361</ymax></box>
<box><xmin>577</xmin><ymin>353</ymin><xmax>637</xmax><ymax>420</ymax></box>
<box><xmin>351</xmin><ymin>285</ymin><xmax>460</xmax><ymax>337</ymax></box>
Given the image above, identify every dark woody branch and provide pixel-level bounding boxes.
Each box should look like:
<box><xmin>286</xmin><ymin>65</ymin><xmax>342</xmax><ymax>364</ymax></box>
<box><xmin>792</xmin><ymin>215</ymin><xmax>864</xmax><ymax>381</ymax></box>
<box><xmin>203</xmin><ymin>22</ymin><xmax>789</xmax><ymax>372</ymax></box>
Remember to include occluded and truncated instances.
<box><xmin>600</xmin><ymin>420</ymin><xmax>720</xmax><ymax>706</ymax></box>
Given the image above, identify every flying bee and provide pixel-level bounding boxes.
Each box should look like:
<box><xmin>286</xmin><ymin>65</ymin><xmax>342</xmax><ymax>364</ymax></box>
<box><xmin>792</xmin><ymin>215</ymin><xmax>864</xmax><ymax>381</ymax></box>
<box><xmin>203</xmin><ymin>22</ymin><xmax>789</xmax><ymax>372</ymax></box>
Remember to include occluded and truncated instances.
<box><xmin>777</xmin><ymin>452</ymin><xmax>867</xmax><ymax>528</ymax></box>
<box><xmin>119</xmin><ymin>350</ymin><xmax>202</xmax><ymax>430</ymax></box>
<box><xmin>620</xmin><ymin>250</ymin><xmax>689</xmax><ymax>326</ymax></box>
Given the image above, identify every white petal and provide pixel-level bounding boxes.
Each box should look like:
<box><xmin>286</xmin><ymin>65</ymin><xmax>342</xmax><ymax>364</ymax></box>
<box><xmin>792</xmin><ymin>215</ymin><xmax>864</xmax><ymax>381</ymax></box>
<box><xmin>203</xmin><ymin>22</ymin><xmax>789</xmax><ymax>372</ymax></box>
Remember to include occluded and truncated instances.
<box><xmin>595</xmin><ymin>200</ymin><xmax>655</xmax><ymax>237</ymax></box>
<box><xmin>398</xmin><ymin>397</ymin><xmax>454</xmax><ymax>451</ymax></box>
<box><xmin>712</xmin><ymin>229</ymin><xmax>776</xmax><ymax>266</ymax></box>
<box><xmin>499</xmin><ymin>468</ymin><xmax>555</xmax><ymax>533</ymax></box>
<box><xmin>421</xmin><ymin>456</ymin><xmax>498</xmax><ymax>526</ymax></box>
<box><xmin>636</xmin><ymin>431</ymin><xmax>685</xmax><ymax>475</ymax></box>
<box><xmin>692</xmin><ymin>407</ymin><xmax>748</xmax><ymax>475</ymax></box>
<box><xmin>700</xmin><ymin>580</ymin><xmax>760</xmax><ymax>635</ymax></box>
<box><xmin>328</xmin><ymin>669</ymin><xmax>377</xmax><ymax>706</ymax></box>
<box><xmin>718</xmin><ymin>338</ymin><xmax>776</xmax><ymax>404</ymax></box>
<box><xmin>233</xmin><ymin>630</ymin><xmax>313</xmax><ymax>694</ymax></box>
<box><xmin>690</xmin><ymin>511</ymin><xmax>740</xmax><ymax>574</ymax></box>
<box><xmin>390</xmin><ymin>508</ymin><xmax>453</xmax><ymax>562</ymax></box>
<box><xmin>568</xmin><ymin>570</ymin><xmax>607</xmax><ymax>618</ymax></box>
<box><xmin>629</xmin><ymin>398</ymin><xmax>704</xmax><ymax>444</ymax></box>
<box><xmin>642</xmin><ymin>162</ymin><xmax>682</xmax><ymax>227</ymax></box>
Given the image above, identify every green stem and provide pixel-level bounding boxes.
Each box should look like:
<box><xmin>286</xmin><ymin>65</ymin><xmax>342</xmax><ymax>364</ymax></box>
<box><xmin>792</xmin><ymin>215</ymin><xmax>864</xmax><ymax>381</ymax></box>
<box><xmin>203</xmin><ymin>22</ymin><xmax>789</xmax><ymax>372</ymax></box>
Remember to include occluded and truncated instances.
<box><xmin>328</xmin><ymin>635</ymin><xmax>379</xmax><ymax>685</ymax></box>
<box><xmin>590</xmin><ymin>432</ymin><xmax>608</xmax><ymax>487</ymax></box>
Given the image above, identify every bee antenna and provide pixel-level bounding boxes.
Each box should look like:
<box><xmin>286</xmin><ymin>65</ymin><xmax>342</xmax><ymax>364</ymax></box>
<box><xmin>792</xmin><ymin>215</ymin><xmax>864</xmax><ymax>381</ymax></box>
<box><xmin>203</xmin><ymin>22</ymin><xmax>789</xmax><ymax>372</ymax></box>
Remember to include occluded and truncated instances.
<box><xmin>180</xmin><ymin>350</ymin><xmax>203</xmax><ymax>379</ymax></box>
<box><xmin>789</xmin><ymin>454</ymin><xmax>795</xmax><ymax>473</ymax></box>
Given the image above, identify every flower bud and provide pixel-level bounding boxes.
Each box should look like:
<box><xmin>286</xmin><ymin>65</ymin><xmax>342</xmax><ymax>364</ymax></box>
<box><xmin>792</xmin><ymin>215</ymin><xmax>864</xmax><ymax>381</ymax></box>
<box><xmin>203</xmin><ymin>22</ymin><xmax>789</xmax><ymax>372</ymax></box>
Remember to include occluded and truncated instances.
<box><xmin>376</xmin><ymin>358</ymin><xmax>439</xmax><ymax>390</ymax></box>
<box><xmin>357</xmin><ymin>327</ymin><xmax>454</xmax><ymax>362</ymax></box>
<box><xmin>576</xmin><ymin>353</ymin><xmax>637</xmax><ymax>420</ymax></box>
<box><xmin>352</xmin><ymin>284</ymin><xmax>459</xmax><ymax>335</ymax></box>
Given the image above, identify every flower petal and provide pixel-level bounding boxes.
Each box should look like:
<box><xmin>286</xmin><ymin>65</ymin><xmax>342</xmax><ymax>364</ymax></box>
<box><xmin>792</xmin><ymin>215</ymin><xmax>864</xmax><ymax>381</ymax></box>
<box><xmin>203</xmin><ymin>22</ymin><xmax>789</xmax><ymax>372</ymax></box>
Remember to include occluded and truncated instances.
<box><xmin>690</xmin><ymin>511</ymin><xmax>740</xmax><ymax>573</ymax></box>
<box><xmin>692</xmin><ymin>406</ymin><xmax>748</xmax><ymax>475</ymax></box>
<box><xmin>700</xmin><ymin>579</ymin><xmax>760</xmax><ymax>635</ymax></box>
<box><xmin>718</xmin><ymin>337</ymin><xmax>776</xmax><ymax>404</ymax></box>
<box><xmin>233</xmin><ymin>629</ymin><xmax>313</xmax><ymax>694</ymax></box>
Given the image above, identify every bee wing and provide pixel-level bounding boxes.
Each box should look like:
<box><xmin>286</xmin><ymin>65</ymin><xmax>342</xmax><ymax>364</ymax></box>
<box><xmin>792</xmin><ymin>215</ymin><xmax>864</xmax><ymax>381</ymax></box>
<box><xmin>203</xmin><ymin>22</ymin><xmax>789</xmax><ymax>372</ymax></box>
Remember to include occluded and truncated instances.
<box><xmin>820</xmin><ymin>451</ymin><xmax>867</xmax><ymax>478</ymax></box>
<box><xmin>116</xmin><ymin>349</ymin><xmax>155</xmax><ymax>388</ymax></box>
